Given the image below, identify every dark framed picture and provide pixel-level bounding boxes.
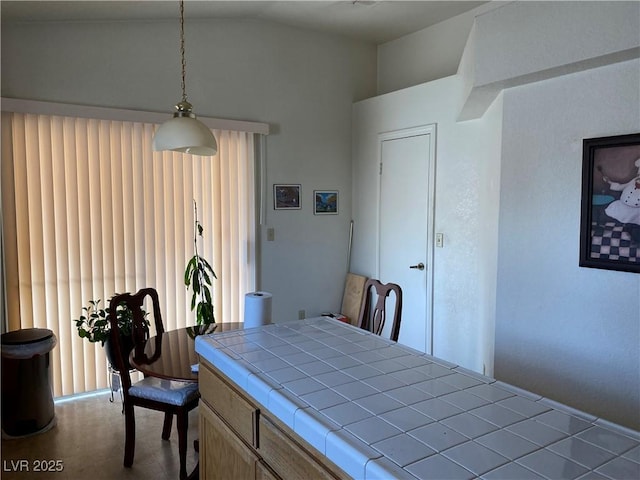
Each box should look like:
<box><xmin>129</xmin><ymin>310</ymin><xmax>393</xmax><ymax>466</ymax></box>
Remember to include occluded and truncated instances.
<box><xmin>314</xmin><ymin>190</ymin><xmax>338</xmax><ymax>215</ymax></box>
<box><xmin>579</xmin><ymin>133</ymin><xmax>640</xmax><ymax>273</ymax></box>
<box><xmin>274</xmin><ymin>184</ymin><xmax>301</xmax><ymax>210</ymax></box>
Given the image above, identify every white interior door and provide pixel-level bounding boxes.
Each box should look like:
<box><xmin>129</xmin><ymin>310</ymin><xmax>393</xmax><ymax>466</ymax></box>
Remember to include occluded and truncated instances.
<box><xmin>378</xmin><ymin>126</ymin><xmax>435</xmax><ymax>353</ymax></box>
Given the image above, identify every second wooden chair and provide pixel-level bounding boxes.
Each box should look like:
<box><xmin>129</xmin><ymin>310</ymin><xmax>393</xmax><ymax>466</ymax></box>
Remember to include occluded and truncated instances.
<box><xmin>356</xmin><ymin>279</ymin><xmax>403</xmax><ymax>342</ymax></box>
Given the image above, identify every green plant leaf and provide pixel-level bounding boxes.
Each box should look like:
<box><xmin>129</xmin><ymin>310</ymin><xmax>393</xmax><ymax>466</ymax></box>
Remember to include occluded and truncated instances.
<box><xmin>185</xmin><ymin>201</ymin><xmax>216</xmax><ymax>326</ymax></box>
<box><xmin>184</xmin><ymin>257</ymin><xmax>196</xmax><ymax>285</ymax></box>
<box><xmin>199</xmin><ymin>257</ymin><xmax>217</xmax><ymax>277</ymax></box>
<box><xmin>194</xmin><ymin>274</ymin><xmax>201</xmax><ymax>294</ymax></box>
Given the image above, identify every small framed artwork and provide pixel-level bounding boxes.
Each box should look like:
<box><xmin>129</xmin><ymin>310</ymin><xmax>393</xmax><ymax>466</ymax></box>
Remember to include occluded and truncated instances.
<box><xmin>579</xmin><ymin>132</ymin><xmax>640</xmax><ymax>273</ymax></box>
<box><xmin>274</xmin><ymin>184</ymin><xmax>301</xmax><ymax>210</ymax></box>
<box><xmin>314</xmin><ymin>190</ymin><xmax>338</xmax><ymax>215</ymax></box>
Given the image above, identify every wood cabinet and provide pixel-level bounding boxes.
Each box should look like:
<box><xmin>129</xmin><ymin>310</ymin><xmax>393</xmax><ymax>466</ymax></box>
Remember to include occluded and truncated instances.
<box><xmin>258</xmin><ymin>416</ymin><xmax>337</xmax><ymax>480</ymax></box>
<box><xmin>255</xmin><ymin>460</ymin><xmax>279</xmax><ymax>480</ymax></box>
<box><xmin>199</xmin><ymin>403</ymin><xmax>257</xmax><ymax>480</ymax></box>
<box><xmin>198</xmin><ymin>359</ymin><xmax>349</xmax><ymax>480</ymax></box>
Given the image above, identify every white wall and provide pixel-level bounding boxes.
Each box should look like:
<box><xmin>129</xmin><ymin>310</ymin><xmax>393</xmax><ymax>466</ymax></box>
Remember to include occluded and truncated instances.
<box><xmin>496</xmin><ymin>59</ymin><xmax>640</xmax><ymax>430</ymax></box>
<box><xmin>371</xmin><ymin>0</ymin><xmax>640</xmax><ymax>430</ymax></box>
<box><xmin>458</xmin><ymin>0</ymin><xmax>640</xmax><ymax>120</ymax></box>
<box><xmin>473</xmin><ymin>1</ymin><xmax>640</xmax><ymax>87</ymax></box>
<box><xmin>377</xmin><ymin>1</ymin><xmax>500</xmax><ymax>95</ymax></box>
<box><xmin>1</xmin><ymin>18</ymin><xmax>377</xmax><ymax>322</ymax></box>
<box><xmin>351</xmin><ymin>76</ymin><xmax>503</xmax><ymax>375</ymax></box>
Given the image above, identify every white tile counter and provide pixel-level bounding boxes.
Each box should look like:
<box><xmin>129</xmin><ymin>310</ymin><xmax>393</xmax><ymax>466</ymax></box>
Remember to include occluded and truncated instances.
<box><xmin>195</xmin><ymin>317</ymin><xmax>640</xmax><ymax>479</ymax></box>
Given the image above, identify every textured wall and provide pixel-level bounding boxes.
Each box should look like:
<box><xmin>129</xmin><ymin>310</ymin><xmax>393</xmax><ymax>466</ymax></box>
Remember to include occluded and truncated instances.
<box><xmin>369</xmin><ymin>0</ymin><xmax>640</xmax><ymax>429</ymax></box>
<box><xmin>496</xmin><ymin>59</ymin><xmax>640</xmax><ymax>430</ymax></box>
<box><xmin>351</xmin><ymin>75</ymin><xmax>502</xmax><ymax>374</ymax></box>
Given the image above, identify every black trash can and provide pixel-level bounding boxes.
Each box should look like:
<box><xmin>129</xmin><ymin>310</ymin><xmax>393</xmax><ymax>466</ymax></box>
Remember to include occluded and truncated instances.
<box><xmin>1</xmin><ymin>328</ymin><xmax>57</xmax><ymax>438</ymax></box>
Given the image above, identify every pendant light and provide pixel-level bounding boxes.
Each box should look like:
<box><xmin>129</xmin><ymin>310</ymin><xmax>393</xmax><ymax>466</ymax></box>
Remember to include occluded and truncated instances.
<box><xmin>153</xmin><ymin>0</ymin><xmax>217</xmax><ymax>156</ymax></box>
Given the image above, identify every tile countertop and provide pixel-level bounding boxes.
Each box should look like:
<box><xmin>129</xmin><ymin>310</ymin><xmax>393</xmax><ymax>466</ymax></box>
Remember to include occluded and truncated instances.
<box><xmin>194</xmin><ymin>317</ymin><xmax>640</xmax><ymax>480</ymax></box>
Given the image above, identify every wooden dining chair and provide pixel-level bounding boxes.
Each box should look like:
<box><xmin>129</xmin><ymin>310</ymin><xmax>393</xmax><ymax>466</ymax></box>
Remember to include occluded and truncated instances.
<box><xmin>108</xmin><ymin>288</ymin><xmax>199</xmax><ymax>480</ymax></box>
<box><xmin>356</xmin><ymin>279</ymin><xmax>403</xmax><ymax>342</ymax></box>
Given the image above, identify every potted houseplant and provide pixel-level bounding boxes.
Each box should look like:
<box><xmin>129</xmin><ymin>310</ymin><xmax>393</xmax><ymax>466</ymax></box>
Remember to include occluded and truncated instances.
<box><xmin>184</xmin><ymin>200</ymin><xmax>217</xmax><ymax>333</ymax></box>
<box><xmin>73</xmin><ymin>297</ymin><xmax>148</xmax><ymax>369</ymax></box>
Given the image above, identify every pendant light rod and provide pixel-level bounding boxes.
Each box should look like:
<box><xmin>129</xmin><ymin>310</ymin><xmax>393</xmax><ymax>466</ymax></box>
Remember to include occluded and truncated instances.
<box><xmin>179</xmin><ymin>0</ymin><xmax>188</xmax><ymax>105</ymax></box>
<box><xmin>175</xmin><ymin>0</ymin><xmax>193</xmax><ymax>114</ymax></box>
<box><xmin>152</xmin><ymin>0</ymin><xmax>218</xmax><ymax>156</ymax></box>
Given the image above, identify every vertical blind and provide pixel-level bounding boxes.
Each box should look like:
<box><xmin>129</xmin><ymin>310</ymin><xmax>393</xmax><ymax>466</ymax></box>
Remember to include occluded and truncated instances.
<box><xmin>1</xmin><ymin>112</ymin><xmax>256</xmax><ymax>397</ymax></box>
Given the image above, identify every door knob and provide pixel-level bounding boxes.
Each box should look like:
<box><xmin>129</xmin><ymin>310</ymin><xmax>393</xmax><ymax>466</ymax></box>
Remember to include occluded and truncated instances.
<box><xmin>409</xmin><ymin>262</ymin><xmax>425</xmax><ymax>271</ymax></box>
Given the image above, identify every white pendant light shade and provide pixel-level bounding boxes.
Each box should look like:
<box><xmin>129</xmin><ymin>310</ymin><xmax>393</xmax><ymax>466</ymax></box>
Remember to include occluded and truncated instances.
<box><xmin>153</xmin><ymin>0</ymin><xmax>217</xmax><ymax>157</ymax></box>
<box><xmin>153</xmin><ymin>114</ymin><xmax>217</xmax><ymax>156</ymax></box>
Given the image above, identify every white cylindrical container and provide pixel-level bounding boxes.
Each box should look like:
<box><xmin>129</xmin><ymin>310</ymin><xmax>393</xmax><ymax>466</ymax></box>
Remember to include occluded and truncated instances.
<box><xmin>244</xmin><ymin>291</ymin><xmax>273</xmax><ymax>328</ymax></box>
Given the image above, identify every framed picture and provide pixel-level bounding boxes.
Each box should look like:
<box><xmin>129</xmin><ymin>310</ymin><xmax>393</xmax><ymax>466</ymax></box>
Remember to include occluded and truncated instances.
<box><xmin>314</xmin><ymin>190</ymin><xmax>338</xmax><ymax>215</ymax></box>
<box><xmin>579</xmin><ymin>133</ymin><xmax>640</xmax><ymax>273</ymax></box>
<box><xmin>274</xmin><ymin>184</ymin><xmax>301</xmax><ymax>210</ymax></box>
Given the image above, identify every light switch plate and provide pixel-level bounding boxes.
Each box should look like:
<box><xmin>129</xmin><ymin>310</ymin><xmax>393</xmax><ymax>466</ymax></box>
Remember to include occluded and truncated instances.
<box><xmin>436</xmin><ymin>233</ymin><xmax>444</xmax><ymax>247</ymax></box>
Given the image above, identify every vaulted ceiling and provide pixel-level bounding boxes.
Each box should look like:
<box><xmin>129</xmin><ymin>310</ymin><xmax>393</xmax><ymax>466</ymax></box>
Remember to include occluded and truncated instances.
<box><xmin>1</xmin><ymin>1</ymin><xmax>488</xmax><ymax>44</ymax></box>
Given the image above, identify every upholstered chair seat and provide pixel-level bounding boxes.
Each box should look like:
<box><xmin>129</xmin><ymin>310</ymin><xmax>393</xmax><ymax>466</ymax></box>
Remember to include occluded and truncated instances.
<box><xmin>129</xmin><ymin>378</ymin><xmax>199</xmax><ymax>406</ymax></box>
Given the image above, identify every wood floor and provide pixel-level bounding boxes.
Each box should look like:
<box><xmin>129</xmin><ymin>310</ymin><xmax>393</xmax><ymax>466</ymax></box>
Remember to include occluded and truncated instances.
<box><xmin>1</xmin><ymin>390</ymin><xmax>199</xmax><ymax>480</ymax></box>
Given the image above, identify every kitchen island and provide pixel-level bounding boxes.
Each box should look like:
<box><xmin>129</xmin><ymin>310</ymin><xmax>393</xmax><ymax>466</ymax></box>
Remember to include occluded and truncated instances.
<box><xmin>195</xmin><ymin>317</ymin><xmax>639</xmax><ymax>479</ymax></box>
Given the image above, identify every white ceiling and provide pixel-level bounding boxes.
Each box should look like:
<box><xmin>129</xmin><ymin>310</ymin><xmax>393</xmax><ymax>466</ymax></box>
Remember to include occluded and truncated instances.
<box><xmin>1</xmin><ymin>1</ymin><xmax>488</xmax><ymax>44</ymax></box>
